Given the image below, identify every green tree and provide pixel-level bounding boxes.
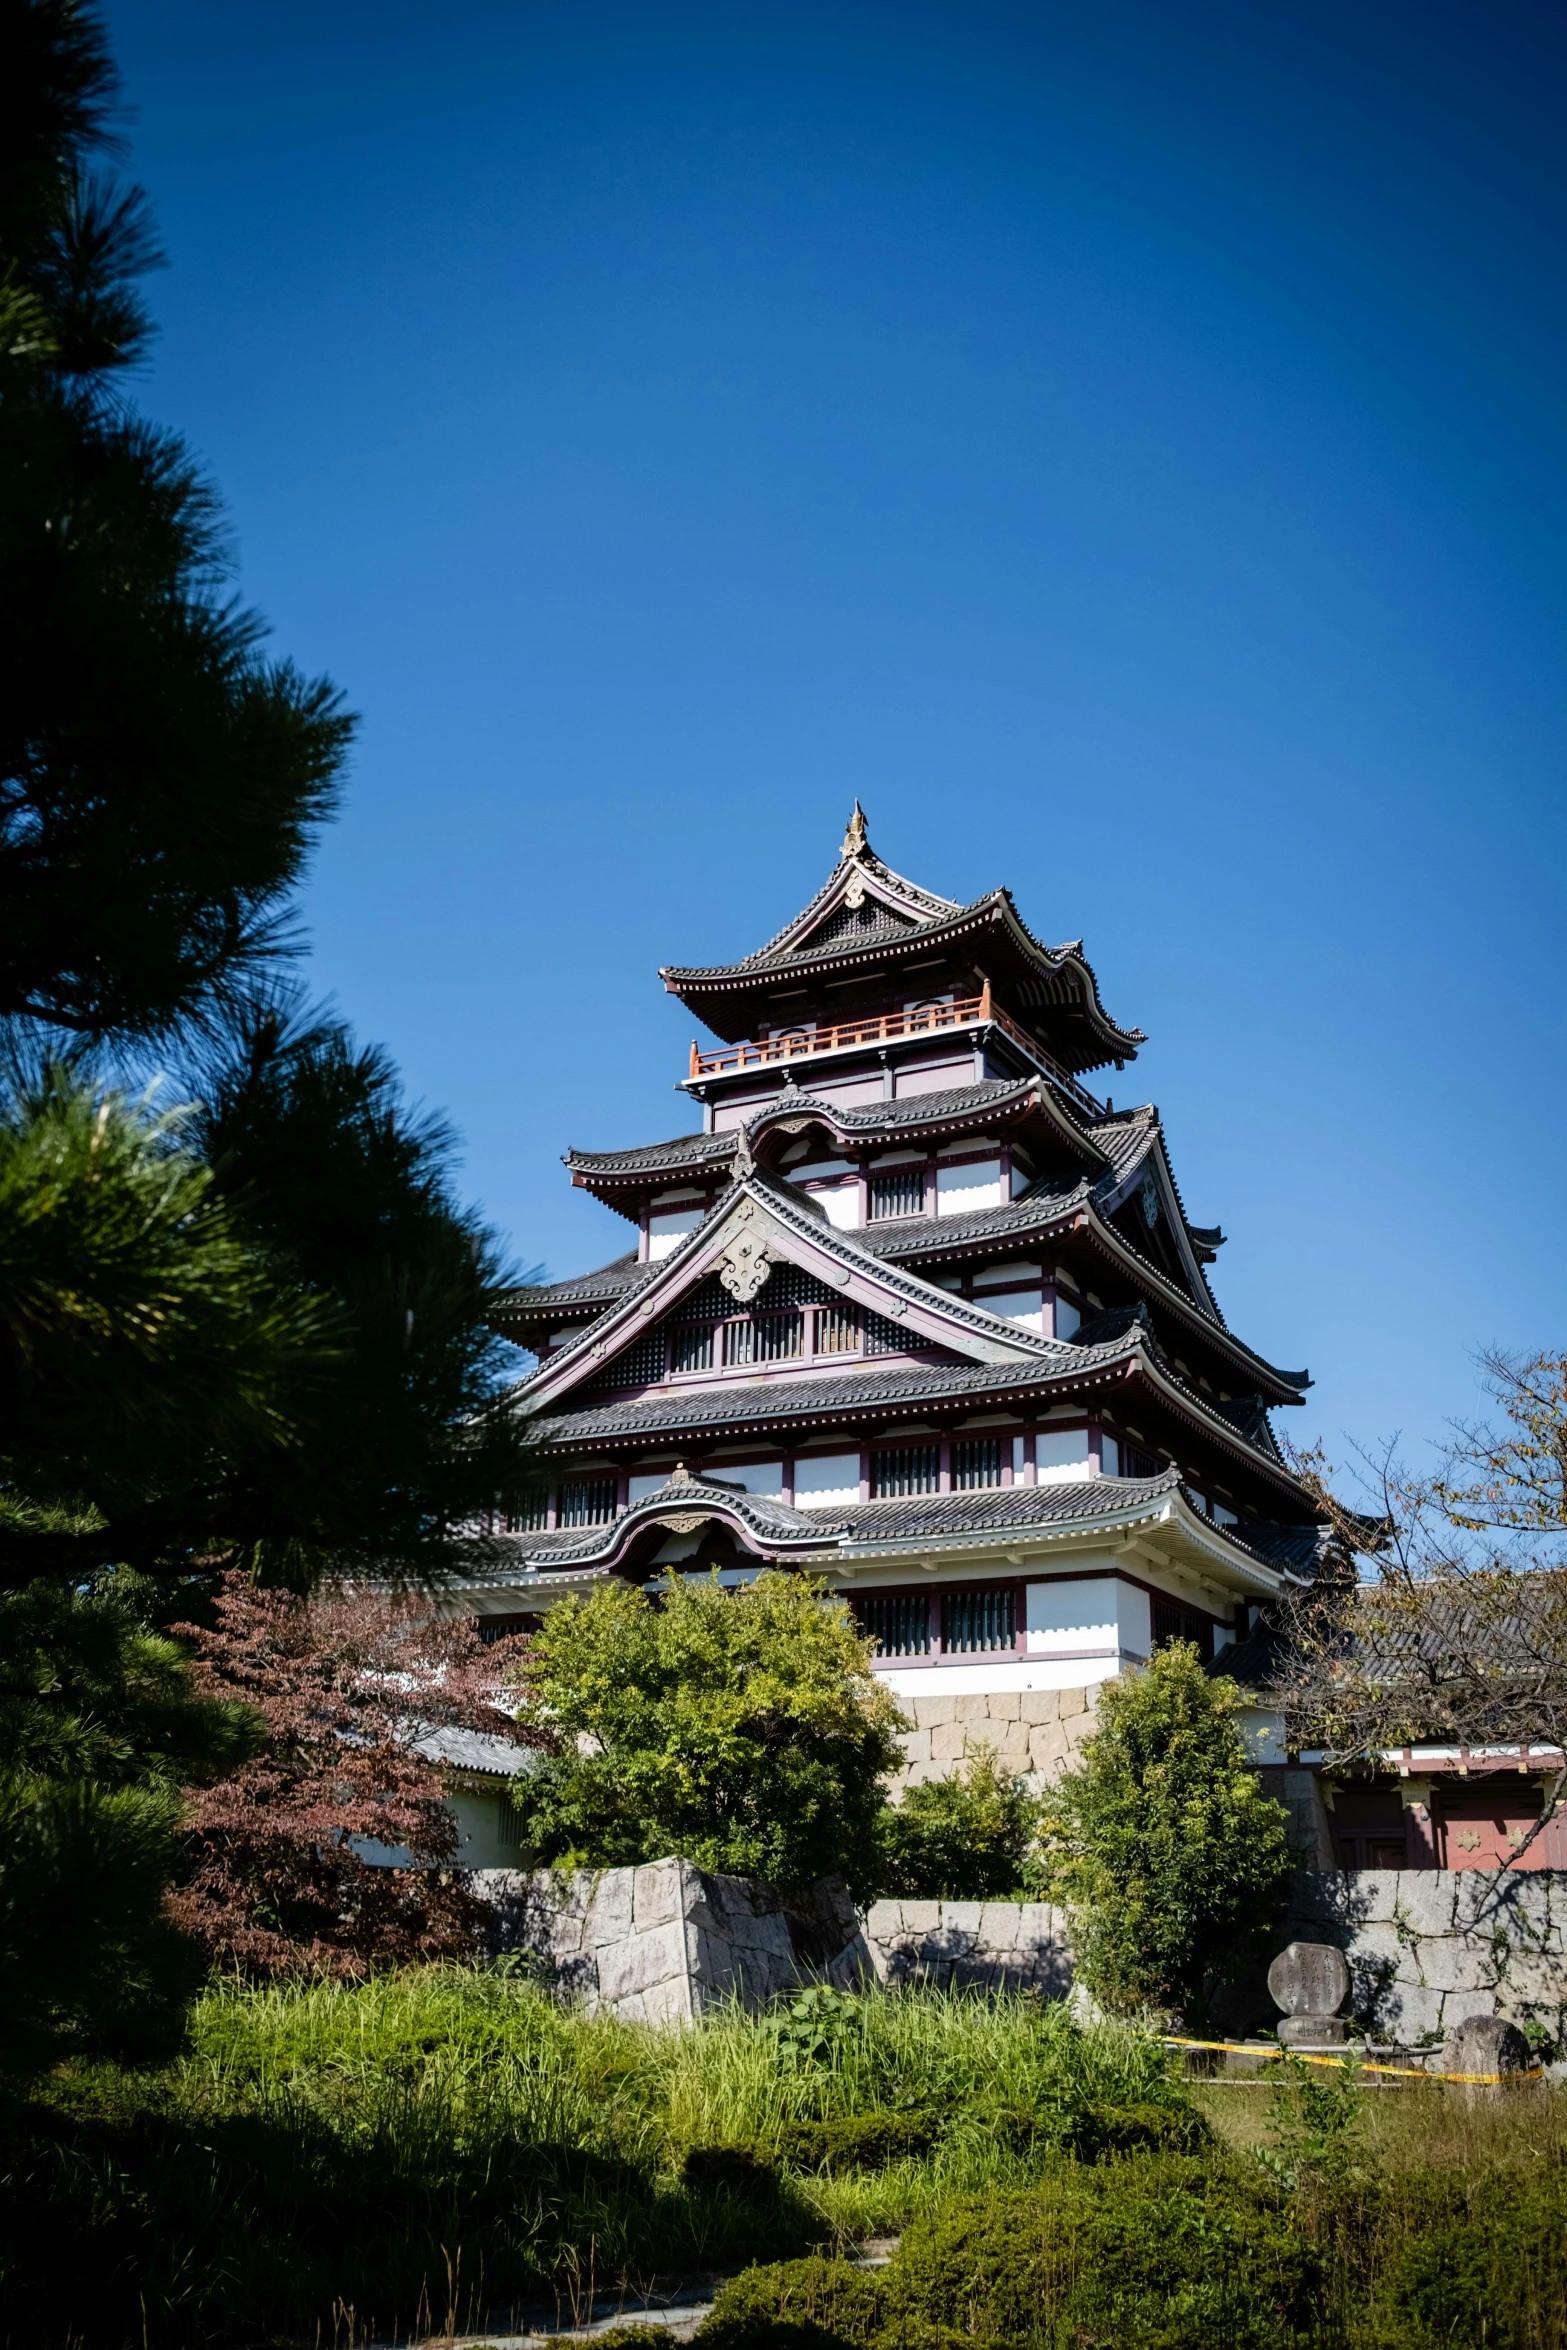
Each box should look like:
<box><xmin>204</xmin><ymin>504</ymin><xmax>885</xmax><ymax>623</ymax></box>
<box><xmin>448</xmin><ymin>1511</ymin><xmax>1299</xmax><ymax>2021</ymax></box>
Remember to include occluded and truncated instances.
<box><xmin>872</xmin><ymin>1746</ymin><xmax>1037</xmax><ymax>1900</ymax></box>
<box><xmin>0</xmin><ymin>0</ymin><xmax>352</xmax><ymax>1051</ymax></box>
<box><xmin>1033</xmin><ymin>1642</ymin><xmax>1291</xmax><ymax>2024</ymax></box>
<box><xmin>0</xmin><ymin>1572</ymin><xmax>260</xmax><ymax>2071</ymax></box>
<box><xmin>509</xmin><ymin>1572</ymin><xmax>906</xmax><ymax>1892</ymax></box>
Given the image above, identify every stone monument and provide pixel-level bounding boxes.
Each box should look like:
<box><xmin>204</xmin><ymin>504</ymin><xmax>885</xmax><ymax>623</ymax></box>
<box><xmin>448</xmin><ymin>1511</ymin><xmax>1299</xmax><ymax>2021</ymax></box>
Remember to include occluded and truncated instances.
<box><xmin>1268</xmin><ymin>1940</ymin><xmax>1352</xmax><ymax>2050</ymax></box>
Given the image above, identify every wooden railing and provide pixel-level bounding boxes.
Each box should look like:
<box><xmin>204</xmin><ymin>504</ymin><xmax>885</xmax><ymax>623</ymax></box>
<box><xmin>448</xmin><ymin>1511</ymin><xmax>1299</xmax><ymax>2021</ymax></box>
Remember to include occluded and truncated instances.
<box><xmin>686</xmin><ymin>984</ymin><xmax>1105</xmax><ymax>1119</ymax></box>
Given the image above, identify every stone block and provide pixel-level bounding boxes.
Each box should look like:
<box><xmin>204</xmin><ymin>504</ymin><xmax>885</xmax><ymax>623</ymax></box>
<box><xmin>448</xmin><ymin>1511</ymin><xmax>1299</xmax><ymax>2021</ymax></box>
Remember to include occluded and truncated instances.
<box><xmin>1390</xmin><ymin>1873</ymin><xmax>1459</xmax><ymax>1936</ymax></box>
<box><xmin>1028</xmin><ymin>1725</ymin><xmax>1068</xmax><ymax>1769</ymax></box>
<box><xmin>913</xmin><ymin>1695</ymin><xmax>957</xmax><ymax>1727</ymax></box>
<box><xmin>897</xmin><ymin>1727</ymin><xmax>933</xmax><ymax>1765</ymax></box>
<box><xmin>596</xmin><ymin>1920</ymin><xmax>688</xmax><ymax>2006</ymax></box>
<box><xmin>931</xmin><ymin>1722</ymin><xmax>970</xmax><ymax>1762</ymax></box>
<box><xmin>1058</xmin><ymin>1686</ymin><xmax>1087</xmax><ymax>1721</ymax></box>
<box><xmin>1407</xmin><ymin>1936</ymin><xmax>1491</xmax><ymax>1995</ymax></box>
<box><xmin>583</xmin><ymin>1868</ymin><xmax>635</xmax><ymax>1947</ymax></box>
<box><xmin>985</xmin><ymin>1691</ymin><xmax>1022</xmax><ymax>1722</ymax></box>
<box><xmin>952</xmin><ymin>1693</ymin><xmax>993</xmax><ymax>1724</ymax></box>
<box><xmin>632</xmin><ymin>1859</ymin><xmax>684</xmax><ymax>1933</ymax></box>
<box><xmin>897</xmin><ymin>1900</ymin><xmax>944</xmax><ymax>1937</ymax></box>
<box><xmin>1019</xmin><ymin>1690</ymin><xmax>1060</xmax><ymax>1724</ymax></box>
<box><xmin>994</xmin><ymin>1719</ymin><xmax>1033</xmax><ymax>1762</ymax></box>
<box><xmin>940</xmin><ymin>1902</ymin><xmax>985</xmax><ymax>1936</ymax></box>
<box><xmin>977</xmin><ymin>1903</ymin><xmax>1025</xmax><ymax>1950</ymax></box>
<box><xmin>1378</xmin><ymin>1981</ymin><xmax>1445</xmax><ymax>2044</ymax></box>
<box><xmin>901</xmin><ymin>1761</ymin><xmax>945</xmax><ymax>1789</ymax></box>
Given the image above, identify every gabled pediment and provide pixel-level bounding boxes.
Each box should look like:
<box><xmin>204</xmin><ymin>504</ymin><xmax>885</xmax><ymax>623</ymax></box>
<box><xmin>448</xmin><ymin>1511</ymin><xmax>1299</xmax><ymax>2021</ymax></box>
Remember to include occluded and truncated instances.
<box><xmin>519</xmin><ymin>1170</ymin><xmax>1061</xmax><ymax>1412</ymax></box>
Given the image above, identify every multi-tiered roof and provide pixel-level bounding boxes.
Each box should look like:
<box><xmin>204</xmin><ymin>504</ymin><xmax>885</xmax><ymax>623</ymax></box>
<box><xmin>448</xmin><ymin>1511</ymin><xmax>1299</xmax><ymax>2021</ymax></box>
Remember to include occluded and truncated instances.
<box><xmin>481</xmin><ymin>811</ymin><xmax>1323</xmax><ymax>1635</ymax></box>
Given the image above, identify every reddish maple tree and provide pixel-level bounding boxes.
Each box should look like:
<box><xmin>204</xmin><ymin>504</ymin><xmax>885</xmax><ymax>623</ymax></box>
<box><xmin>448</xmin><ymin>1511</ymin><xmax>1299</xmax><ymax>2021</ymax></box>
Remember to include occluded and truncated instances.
<box><xmin>170</xmin><ymin>1572</ymin><xmax>537</xmax><ymax>1978</ymax></box>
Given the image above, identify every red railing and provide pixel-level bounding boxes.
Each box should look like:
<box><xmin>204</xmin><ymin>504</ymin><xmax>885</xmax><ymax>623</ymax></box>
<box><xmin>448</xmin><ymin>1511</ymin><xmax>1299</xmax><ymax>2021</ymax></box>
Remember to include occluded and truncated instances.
<box><xmin>686</xmin><ymin>985</ymin><xmax>1105</xmax><ymax>1119</ymax></box>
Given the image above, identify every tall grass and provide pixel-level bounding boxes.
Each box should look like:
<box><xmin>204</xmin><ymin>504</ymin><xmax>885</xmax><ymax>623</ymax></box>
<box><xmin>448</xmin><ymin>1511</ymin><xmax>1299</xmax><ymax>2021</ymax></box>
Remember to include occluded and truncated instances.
<box><xmin>1</xmin><ymin>1969</ymin><xmax>1180</xmax><ymax>2349</ymax></box>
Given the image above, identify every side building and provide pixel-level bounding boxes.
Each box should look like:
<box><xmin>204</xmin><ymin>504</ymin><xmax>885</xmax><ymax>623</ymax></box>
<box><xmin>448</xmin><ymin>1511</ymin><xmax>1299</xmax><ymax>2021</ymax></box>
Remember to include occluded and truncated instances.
<box><xmin>473</xmin><ymin>808</ymin><xmax>1331</xmax><ymax>1826</ymax></box>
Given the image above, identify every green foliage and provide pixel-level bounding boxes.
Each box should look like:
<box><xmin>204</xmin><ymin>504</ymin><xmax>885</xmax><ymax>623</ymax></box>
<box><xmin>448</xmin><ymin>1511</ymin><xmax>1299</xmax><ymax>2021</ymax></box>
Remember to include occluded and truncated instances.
<box><xmin>0</xmin><ymin>1074</ymin><xmax>337</xmax><ymax>1580</ymax></box>
<box><xmin>871</xmin><ymin>1746</ymin><xmax>1036</xmax><ymax>1900</ymax></box>
<box><xmin>509</xmin><ymin>1572</ymin><xmax>906</xmax><ymax>1891</ymax></box>
<box><xmin>0</xmin><ymin>1574</ymin><xmax>259</xmax><ymax>2073</ymax></box>
<box><xmin>0</xmin><ymin>1973</ymin><xmax>1208</xmax><ymax>2347</ymax></box>
<box><xmin>0</xmin><ymin>2</ymin><xmax>352</xmax><ymax>1051</ymax></box>
<box><xmin>1032</xmin><ymin>1641</ymin><xmax>1293</xmax><ymax>2022</ymax></box>
<box><xmin>701</xmin><ymin>2161</ymin><xmax>1322</xmax><ymax>2350</ymax></box>
<box><xmin>1255</xmin><ymin>2051</ymin><xmax>1367</xmax><ymax>2193</ymax></box>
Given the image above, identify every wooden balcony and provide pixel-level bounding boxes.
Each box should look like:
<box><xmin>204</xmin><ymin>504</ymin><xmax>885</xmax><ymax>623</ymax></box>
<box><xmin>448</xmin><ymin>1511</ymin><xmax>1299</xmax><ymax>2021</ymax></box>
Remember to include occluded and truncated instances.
<box><xmin>686</xmin><ymin>985</ymin><xmax>1105</xmax><ymax>1118</ymax></box>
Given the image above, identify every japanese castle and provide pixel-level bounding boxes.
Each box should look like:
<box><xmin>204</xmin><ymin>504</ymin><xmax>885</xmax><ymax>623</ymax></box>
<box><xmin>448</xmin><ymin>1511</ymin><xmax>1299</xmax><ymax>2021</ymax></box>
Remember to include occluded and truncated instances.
<box><xmin>476</xmin><ymin>809</ymin><xmax>1330</xmax><ymax>1792</ymax></box>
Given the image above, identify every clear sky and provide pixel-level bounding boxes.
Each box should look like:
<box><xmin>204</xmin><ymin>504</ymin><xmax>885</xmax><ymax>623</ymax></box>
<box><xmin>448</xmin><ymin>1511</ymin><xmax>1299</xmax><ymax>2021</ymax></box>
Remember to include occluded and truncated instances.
<box><xmin>104</xmin><ymin>0</ymin><xmax>1567</xmax><ymax>1468</ymax></box>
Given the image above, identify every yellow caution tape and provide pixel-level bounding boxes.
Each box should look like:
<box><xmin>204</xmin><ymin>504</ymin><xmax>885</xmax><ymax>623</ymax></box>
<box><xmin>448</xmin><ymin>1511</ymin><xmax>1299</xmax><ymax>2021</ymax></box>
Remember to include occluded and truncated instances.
<box><xmin>1162</xmin><ymin>2034</ymin><xmax>1543</xmax><ymax>2086</ymax></box>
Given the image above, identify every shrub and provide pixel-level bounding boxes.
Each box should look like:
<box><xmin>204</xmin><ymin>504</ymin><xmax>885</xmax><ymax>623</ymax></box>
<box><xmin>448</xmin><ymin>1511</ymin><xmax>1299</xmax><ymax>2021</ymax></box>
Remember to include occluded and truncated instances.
<box><xmin>871</xmin><ymin>1747</ymin><xmax>1036</xmax><ymax>1899</ymax></box>
<box><xmin>1030</xmin><ymin>1640</ymin><xmax>1292</xmax><ymax>2021</ymax></box>
<box><xmin>507</xmin><ymin>1572</ymin><xmax>905</xmax><ymax>1891</ymax></box>
<box><xmin>701</xmin><ymin>2161</ymin><xmax>1320</xmax><ymax>2349</ymax></box>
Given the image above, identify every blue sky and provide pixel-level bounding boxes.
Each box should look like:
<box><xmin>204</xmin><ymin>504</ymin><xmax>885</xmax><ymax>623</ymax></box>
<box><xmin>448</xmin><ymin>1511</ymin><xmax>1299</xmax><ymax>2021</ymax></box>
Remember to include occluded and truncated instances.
<box><xmin>105</xmin><ymin>0</ymin><xmax>1567</xmax><ymax>1467</ymax></box>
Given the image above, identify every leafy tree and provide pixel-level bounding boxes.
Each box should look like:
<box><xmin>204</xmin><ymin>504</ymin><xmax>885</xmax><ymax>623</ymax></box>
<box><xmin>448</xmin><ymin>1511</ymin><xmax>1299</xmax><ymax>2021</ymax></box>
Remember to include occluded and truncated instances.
<box><xmin>508</xmin><ymin>1572</ymin><xmax>906</xmax><ymax>1893</ymax></box>
<box><xmin>0</xmin><ymin>1572</ymin><xmax>259</xmax><ymax>2071</ymax></box>
<box><xmin>172</xmin><ymin>1571</ymin><xmax>535</xmax><ymax>1979</ymax></box>
<box><xmin>1033</xmin><ymin>1642</ymin><xmax>1291</xmax><ymax>2024</ymax></box>
<box><xmin>872</xmin><ymin>1746</ymin><xmax>1037</xmax><ymax>1900</ymax></box>
<box><xmin>0</xmin><ymin>0</ymin><xmax>352</xmax><ymax>1051</ymax></box>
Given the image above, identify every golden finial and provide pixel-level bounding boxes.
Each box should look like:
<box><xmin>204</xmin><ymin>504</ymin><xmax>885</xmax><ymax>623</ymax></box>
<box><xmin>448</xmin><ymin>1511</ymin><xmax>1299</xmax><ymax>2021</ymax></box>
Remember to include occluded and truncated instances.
<box><xmin>840</xmin><ymin>800</ymin><xmax>869</xmax><ymax>860</ymax></box>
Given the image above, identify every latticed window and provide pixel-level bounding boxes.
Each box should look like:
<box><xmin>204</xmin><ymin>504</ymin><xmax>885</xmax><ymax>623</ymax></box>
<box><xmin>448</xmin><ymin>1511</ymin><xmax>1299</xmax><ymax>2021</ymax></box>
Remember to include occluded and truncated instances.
<box><xmin>613</xmin><ymin>1329</ymin><xmax>667</xmax><ymax>1387</ymax></box>
<box><xmin>858</xmin><ymin>1592</ymin><xmax>932</xmax><ymax>1657</ymax></box>
<box><xmin>863</xmin><ymin>1310</ymin><xmax>907</xmax><ymax>1356</ymax></box>
<box><xmin>870</xmin><ymin>1166</ymin><xmax>926</xmax><ymax>1221</ymax></box>
<box><xmin>558</xmin><ymin>1476</ymin><xmax>617</xmax><ymax>1527</ymax></box>
<box><xmin>502</xmin><ymin>1492</ymin><xmax>548</xmax><ymax>1532</ymax></box>
<box><xmin>952</xmin><ymin>1437</ymin><xmax>1003</xmax><ymax>1489</ymax></box>
<box><xmin>942</xmin><ymin>1585</ymin><xmax>1015</xmax><ymax>1653</ymax></box>
<box><xmin>724</xmin><ymin>1311</ymin><xmax>804</xmax><ymax>1365</ymax></box>
<box><xmin>871</xmin><ymin>1444</ymin><xmax>940</xmax><ymax>1497</ymax></box>
<box><xmin>814</xmin><ymin>1304</ymin><xmax>861</xmax><ymax>1354</ymax></box>
<box><xmin>669</xmin><ymin>1323</ymin><xmax>715</xmax><ymax>1374</ymax></box>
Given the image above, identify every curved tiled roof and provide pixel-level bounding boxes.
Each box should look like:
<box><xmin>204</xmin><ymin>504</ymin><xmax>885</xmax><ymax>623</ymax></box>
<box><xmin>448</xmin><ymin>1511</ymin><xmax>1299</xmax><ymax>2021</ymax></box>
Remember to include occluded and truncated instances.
<box><xmin>489</xmin><ymin>1253</ymin><xmax>650</xmax><ymax>1329</ymax></box>
<box><xmin>564</xmin><ymin>1131</ymin><xmax>735</xmax><ymax>1181</ymax></box>
<box><xmin>667</xmin><ymin>849</ymin><xmax>961</xmax><ymax>978</ymax></box>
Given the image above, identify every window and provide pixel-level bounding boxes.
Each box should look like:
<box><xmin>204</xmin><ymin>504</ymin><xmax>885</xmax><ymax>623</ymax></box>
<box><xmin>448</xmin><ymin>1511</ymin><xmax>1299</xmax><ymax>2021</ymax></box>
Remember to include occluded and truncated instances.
<box><xmin>942</xmin><ymin>1585</ymin><xmax>1015</xmax><ymax>1653</ymax></box>
<box><xmin>870</xmin><ymin>1167</ymin><xmax>926</xmax><ymax>1220</ymax></box>
<box><xmin>871</xmin><ymin>1444</ymin><xmax>940</xmax><ymax>1497</ymax></box>
<box><xmin>497</xmin><ymin>1792</ymin><xmax>526</xmax><ymax>1850</ymax></box>
<box><xmin>1035</xmin><ymin>1427</ymin><xmax>1091</xmax><ymax>1483</ymax></box>
<box><xmin>559</xmin><ymin>1476</ymin><xmax>617</xmax><ymax>1527</ymax></box>
<box><xmin>952</xmin><ymin>1437</ymin><xmax>1003</xmax><ymax>1489</ymax></box>
<box><xmin>474</xmin><ymin>1611</ymin><xmax>539</xmax><ymax>1643</ymax></box>
<box><xmin>669</xmin><ymin>1323</ymin><xmax>715</xmax><ymax>1374</ymax></box>
<box><xmin>724</xmin><ymin>1311</ymin><xmax>804</xmax><ymax>1365</ymax></box>
<box><xmin>814</xmin><ymin>1304</ymin><xmax>861</xmax><ymax>1354</ymax></box>
<box><xmin>501</xmin><ymin>1493</ymin><xmax>548</xmax><ymax>1532</ymax></box>
<box><xmin>858</xmin><ymin>1592</ymin><xmax>932</xmax><ymax>1657</ymax></box>
<box><xmin>1124</xmin><ymin>1444</ymin><xmax>1157</xmax><ymax>1479</ymax></box>
<box><xmin>792</xmin><ymin>1452</ymin><xmax>862</xmax><ymax>1507</ymax></box>
<box><xmin>1151</xmin><ymin>1600</ymin><xmax>1213</xmax><ymax>1662</ymax></box>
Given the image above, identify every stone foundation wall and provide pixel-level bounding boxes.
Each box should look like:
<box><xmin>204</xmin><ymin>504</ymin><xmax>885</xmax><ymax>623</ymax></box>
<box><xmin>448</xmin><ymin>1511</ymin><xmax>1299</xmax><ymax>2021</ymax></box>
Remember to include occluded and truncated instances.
<box><xmin>861</xmin><ymin>1899</ymin><xmax>1072</xmax><ymax>1994</ymax></box>
<box><xmin>1281</xmin><ymin>1867</ymin><xmax>1567</xmax><ymax>2048</ymax></box>
<box><xmin>473</xmin><ymin>1859</ymin><xmax>866</xmax><ymax>2023</ymax></box>
<box><xmin>893</xmin><ymin>1685</ymin><xmax>1097</xmax><ymax>1791</ymax></box>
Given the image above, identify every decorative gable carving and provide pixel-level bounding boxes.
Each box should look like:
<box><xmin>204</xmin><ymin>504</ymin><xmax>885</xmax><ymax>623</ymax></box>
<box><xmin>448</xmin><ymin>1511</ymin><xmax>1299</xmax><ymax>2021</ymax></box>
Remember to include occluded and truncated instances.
<box><xmin>718</xmin><ymin>1229</ymin><xmax>775</xmax><ymax>1303</ymax></box>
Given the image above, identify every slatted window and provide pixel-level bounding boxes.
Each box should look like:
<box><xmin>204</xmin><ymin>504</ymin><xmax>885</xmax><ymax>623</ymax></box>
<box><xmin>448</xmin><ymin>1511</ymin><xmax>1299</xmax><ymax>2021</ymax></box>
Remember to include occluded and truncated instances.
<box><xmin>502</xmin><ymin>1494</ymin><xmax>548</xmax><ymax>1532</ymax></box>
<box><xmin>724</xmin><ymin>1311</ymin><xmax>804</xmax><ymax>1365</ymax></box>
<box><xmin>870</xmin><ymin>1167</ymin><xmax>926</xmax><ymax>1221</ymax></box>
<box><xmin>952</xmin><ymin>1437</ymin><xmax>1003</xmax><ymax>1490</ymax></box>
<box><xmin>1124</xmin><ymin>1445</ymin><xmax>1158</xmax><ymax>1479</ymax></box>
<box><xmin>1151</xmin><ymin>1601</ymin><xmax>1213</xmax><ymax>1663</ymax></box>
<box><xmin>815</xmin><ymin>1304</ymin><xmax>861</xmax><ymax>1354</ymax></box>
<box><xmin>613</xmin><ymin>1330</ymin><xmax>667</xmax><ymax>1387</ymax></box>
<box><xmin>863</xmin><ymin>1310</ymin><xmax>908</xmax><ymax>1356</ymax></box>
<box><xmin>858</xmin><ymin>1592</ymin><xmax>932</xmax><ymax>1657</ymax></box>
<box><xmin>941</xmin><ymin>1585</ymin><xmax>1016</xmax><ymax>1654</ymax></box>
<box><xmin>669</xmin><ymin>1324</ymin><xmax>715</xmax><ymax>1374</ymax></box>
<box><xmin>871</xmin><ymin>1444</ymin><xmax>940</xmax><ymax>1497</ymax></box>
<box><xmin>497</xmin><ymin>1793</ymin><xmax>527</xmax><ymax>1850</ymax></box>
<box><xmin>558</xmin><ymin>1476</ymin><xmax>617</xmax><ymax>1527</ymax></box>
